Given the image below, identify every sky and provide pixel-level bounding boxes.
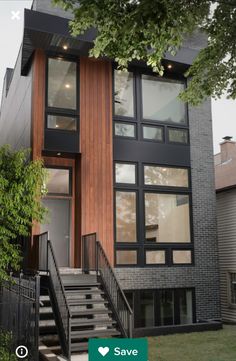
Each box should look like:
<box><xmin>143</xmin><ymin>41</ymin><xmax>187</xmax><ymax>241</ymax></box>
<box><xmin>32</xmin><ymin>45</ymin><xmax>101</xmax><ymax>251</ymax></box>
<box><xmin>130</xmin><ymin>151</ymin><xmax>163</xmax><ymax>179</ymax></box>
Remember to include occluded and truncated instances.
<box><xmin>0</xmin><ymin>0</ymin><xmax>235</xmax><ymax>154</ymax></box>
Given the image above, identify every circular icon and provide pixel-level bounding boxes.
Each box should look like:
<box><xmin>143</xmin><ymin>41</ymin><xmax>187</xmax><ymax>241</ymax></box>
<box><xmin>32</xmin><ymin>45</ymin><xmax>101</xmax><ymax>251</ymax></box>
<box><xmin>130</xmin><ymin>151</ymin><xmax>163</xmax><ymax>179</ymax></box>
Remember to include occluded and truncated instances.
<box><xmin>15</xmin><ymin>345</ymin><xmax>28</xmax><ymax>359</ymax></box>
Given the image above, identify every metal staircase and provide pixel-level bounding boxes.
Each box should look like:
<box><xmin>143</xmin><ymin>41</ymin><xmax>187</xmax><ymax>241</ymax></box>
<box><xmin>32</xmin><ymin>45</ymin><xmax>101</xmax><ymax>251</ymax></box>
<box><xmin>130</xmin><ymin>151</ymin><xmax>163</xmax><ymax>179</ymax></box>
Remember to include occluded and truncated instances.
<box><xmin>37</xmin><ymin>232</ymin><xmax>133</xmax><ymax>360</ymax></box>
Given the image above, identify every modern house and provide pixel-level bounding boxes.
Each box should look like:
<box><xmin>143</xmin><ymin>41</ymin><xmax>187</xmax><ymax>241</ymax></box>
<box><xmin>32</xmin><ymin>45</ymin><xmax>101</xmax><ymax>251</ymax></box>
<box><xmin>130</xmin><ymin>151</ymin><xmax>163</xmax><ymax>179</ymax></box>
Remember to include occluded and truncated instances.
<box><xmin>215</xmin><ymin>137</ymin><xmax>236</xmax><ymax>324</ymax></box>
<box><xmin>0</xmin><ymin>0</ymin><xmax>221</xmax><ymax>359</ymax></box>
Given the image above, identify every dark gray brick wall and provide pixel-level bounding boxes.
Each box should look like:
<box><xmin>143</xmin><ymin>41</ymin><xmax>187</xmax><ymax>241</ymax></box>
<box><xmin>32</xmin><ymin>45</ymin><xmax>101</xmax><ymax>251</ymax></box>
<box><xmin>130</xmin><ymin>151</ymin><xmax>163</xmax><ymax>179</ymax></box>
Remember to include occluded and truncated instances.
<box><xmin>115</xmin><ymin>98</ymin><xmax>221</xmax><ymax>321</ymax></box>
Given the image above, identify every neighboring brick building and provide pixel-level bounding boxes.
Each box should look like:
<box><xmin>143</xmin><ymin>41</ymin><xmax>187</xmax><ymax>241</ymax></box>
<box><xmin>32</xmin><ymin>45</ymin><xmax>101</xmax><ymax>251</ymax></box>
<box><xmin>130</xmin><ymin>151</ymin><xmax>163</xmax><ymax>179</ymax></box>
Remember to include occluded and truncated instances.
<box><xmin>215</xmin><ymin>137</ymin><xmax>236</xmax><ymax>323</ymax></box>
<box><xmin>0</xmin><ymin>0</ymin><xmax>221</xmax><ymax>347</ymax></box>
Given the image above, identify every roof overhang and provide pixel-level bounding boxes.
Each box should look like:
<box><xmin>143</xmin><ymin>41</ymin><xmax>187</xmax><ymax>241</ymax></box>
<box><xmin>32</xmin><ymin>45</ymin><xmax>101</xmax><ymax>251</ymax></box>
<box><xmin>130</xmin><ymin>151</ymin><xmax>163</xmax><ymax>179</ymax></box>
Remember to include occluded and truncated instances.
<box><xmin>22</xmin><ymin>8</ymin><xmax>201</xmax><ymax>76</ymax></box>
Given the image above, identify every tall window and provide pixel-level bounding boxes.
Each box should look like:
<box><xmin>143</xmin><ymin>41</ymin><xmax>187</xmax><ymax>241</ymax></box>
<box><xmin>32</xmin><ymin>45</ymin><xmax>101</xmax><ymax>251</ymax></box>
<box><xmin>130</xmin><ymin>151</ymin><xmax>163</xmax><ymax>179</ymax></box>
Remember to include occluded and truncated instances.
<box><xmin>114</xmin><ymin>69</ymin><xmax>192</xmax><ymax>267</ymax></box>
<box><xmin>115</xmin><ymin>163</ymin><xmax>192</xmax><ymax>266</ymax></box>
<box><xmin>46</xmin><ymin>57</ymin><xmax>78</xmax><ymax>131</ymax></box>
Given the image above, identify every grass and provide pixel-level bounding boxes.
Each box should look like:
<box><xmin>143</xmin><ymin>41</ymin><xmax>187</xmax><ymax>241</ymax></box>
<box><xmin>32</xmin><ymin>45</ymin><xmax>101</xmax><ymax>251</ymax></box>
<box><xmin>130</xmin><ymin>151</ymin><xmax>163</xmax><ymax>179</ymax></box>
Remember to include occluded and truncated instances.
<box><xmin>148</xmin><ymin>325</ymin><xmax>236</xmax><ymax>361</ymax></box>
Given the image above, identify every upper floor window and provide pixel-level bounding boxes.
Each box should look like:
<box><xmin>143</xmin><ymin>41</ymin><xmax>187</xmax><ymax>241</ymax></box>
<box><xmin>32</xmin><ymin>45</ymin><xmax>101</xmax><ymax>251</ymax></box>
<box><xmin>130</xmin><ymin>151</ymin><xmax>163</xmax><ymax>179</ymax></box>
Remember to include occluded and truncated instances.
<box><xmin>48</xmin><ymin>58</ymin><xmax>77</xmax><ymax>110</ymax></box>
<box><xmin>141</xmin><ymin>75</ymin><xmax>186</xmax><ymax>125</ymax></box>
<box><xmin>114</xmin><ymin>70</ymin><xmax>134</xmax><ymax>117</ymax></box>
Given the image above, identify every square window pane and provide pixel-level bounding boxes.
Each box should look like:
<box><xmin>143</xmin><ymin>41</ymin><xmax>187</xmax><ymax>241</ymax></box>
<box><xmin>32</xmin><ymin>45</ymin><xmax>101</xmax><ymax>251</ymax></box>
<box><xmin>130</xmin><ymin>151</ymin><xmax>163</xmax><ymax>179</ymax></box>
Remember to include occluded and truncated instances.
<box><xmin>115</xmin><ymin>122</ymin><xmax>135</xmax><ymax>138</ymax></box>
<box><xmin>143</xmin><ymin>125</ymin><xmax>163</xmax><ymax>141</ymax></box>
<box><xmin>160</xmin><ymin>290</ymin><xmax>174</xmax><ymax>325</ymax></box>
<box><xmin>48</xmin><ymin>58</ymin><xmax>76</xmax><ymax>109</ymax></box>
<box><xmin>116</xmin><ymin>191</ymin><xmax>137</xmax><ymax>242</ymax></box>
<box><xmin>168</xmin><ymin>128</ymin><xmax>188</xmax><ymax>144</ymax></box>
<box><xmin>47</xmin><ymin>115</ymin><xmax>77</xmax><ymax>131</ymax></box>
<box><xmin>140</xmin><ymin>291</ymin><xmax>154</xmax><ymax>327</ymax></box>
<box><xmin>173</xmin><ymin>250</ymin><xmax>192</xmax><ymax>264</ymax></box>
<box><xmin>46</xmin><ymin>168</ymin><xmax>70</xmax><ymax>195</ymax></box>
<box><xmin>142</xmin><ymin>75</ymin><xmax>186</xmax><ymax>124</ymax></box>
<box><xmin>146</xmin><ymin>250</ymin><xmax>165</xmax><ymax>264</ymax></box>
<box><xmin>145</xmin><ymin>193</ymin><xmax>191</xmax><ymax>243</ymax></box>
<box><xmin>114</xmin><ymin>71</ymin><xmax>134</xmax><ymax>117</ymax></box>
<box><xmin>115</xmin><ymin>163</ymin><xmax>136</xmax><ymax>184</ymax></box>
<box><xmin>116</xmin><ymin>250</ymin><xmax>137</xmax><ymax>265</ymax></box>
<box><xmin>179</xmin><ymin>289</ymin><xmax>193</xmax><ymax>324</ymax></box>
<box><xmin>144</xmin><ymin>166</ymin><xmax>189</xmax><ymax>187</ymax></box>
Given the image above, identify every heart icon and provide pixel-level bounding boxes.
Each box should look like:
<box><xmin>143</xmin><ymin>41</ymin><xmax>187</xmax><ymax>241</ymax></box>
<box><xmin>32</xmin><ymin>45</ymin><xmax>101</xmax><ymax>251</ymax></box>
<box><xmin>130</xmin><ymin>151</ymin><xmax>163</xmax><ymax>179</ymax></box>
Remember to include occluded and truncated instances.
<box><xmin>98</xmin><ymin>346</ymin><xmax>110</xmax><ymax>357</ymax></box>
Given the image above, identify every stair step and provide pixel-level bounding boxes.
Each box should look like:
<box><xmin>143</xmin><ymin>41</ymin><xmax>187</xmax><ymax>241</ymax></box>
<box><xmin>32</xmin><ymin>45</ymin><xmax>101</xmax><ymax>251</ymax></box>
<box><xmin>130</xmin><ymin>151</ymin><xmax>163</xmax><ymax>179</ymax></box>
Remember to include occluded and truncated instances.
<box><xmin>66</xmin><ymin>289</ymin><xmax>105</xmax><ymax>295</ymax></box>
<box><xmin>71</xmin><ymin>342</ymin><xmax>88</xmax><ymax>352</ymax></box>
<box><xmin>71</xmin><ymin>328</ymin><xmax>120</xmax><ymax>339</ymax></box>
<box><xmin>64</xmin><ymin>283</ymin><xmax>101</xmax><ymax>288</ymax></box>
<box><xmin>71</xmin><ymin>318</ymin><xmax>116</xmax><ymax>327</ymax></box>
<box><xmin>71</xmin><ymin>309</ymin><xmax>112</xmax><ymax>317</ymax></box>
<box><xmin>68</xmin><ymin>299</ymin><xmax>108</xmax><ymax>306</ymax></box>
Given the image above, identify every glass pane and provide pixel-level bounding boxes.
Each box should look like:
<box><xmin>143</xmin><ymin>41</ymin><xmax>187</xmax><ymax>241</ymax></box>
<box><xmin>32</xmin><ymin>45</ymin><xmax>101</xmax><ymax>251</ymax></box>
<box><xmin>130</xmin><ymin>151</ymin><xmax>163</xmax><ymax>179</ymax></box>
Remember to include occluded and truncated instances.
<box><xmin>115</xmin><ymin>163</ymin><xmax>136</xmax><ymax>184</ymax></box>
<box><xmin>48</xmin><ymin>58</ymin><xmax>76</xmax><ymax>109</ymax></box>
<box><xmin>143</xmin><ymin>125</ymin><xmax>163</xmax><ymax>141</ymax></box>
<box><xmin>231</xmin><ymin>273</ymin><xmax>236</xmax><ymax>304</ymax></box>
<box><xmin>47</xmin><ymin>115</ymin><xmax>77</xmax><ymax>131</ymax></box>
<box><xmin>142</xmin><ymin>75</ymin><xmax>186</xmax><ymax>124</ymax></box>
<box><xmin>160</xmin><ymin>290</ymin><xmax>174</xmax><ymax>325</ymax></box>
<box><xmin>173</xmin><ymin>250</ymin><xmax>192</xmax><ymax>264</ymax></box>
<box><xmin>146</xmin><ymin>250</ymin><xmax>165</xmax><ymax>264</ymax></box>
<box><xmin>179</xmin><ymin>289</ymin><xmax>193</xmax><ymax>324</ymax></box>
<box><xmin>140</xmin><ymin>291</ymin><xmax>154</xmax><ymax>327</ymax></box>
<box><xmin>114</xmin><ymin>71</ymin><xmax>134</xmax><ymax>117</ymax></box>
<box><xmin>116</xmin><ymin>250</ymin><xmax>137</xmax><ymax>265</ymax></box>
<box><xmin>115</xmin><ymin>122</ymin><xmax>135</xmax><ymax>138</ymax></box>
<box><xmin>116</xmin><ymin>191</ymin><xmax>137</xmax><ymax>242</ymax></box>
<box><xmin>144</xmin><ymin>166</ymin><xmax>189</xmax><ymax>187</ymax></box>
<box><xmin>46</xmin><ymin>168</ymin><xmax>70</xmax><ymax>194</ymax></box>
<box><xmin>168</xmin><ymin>128</ymin><xmax>188</xmax><ymax>144</ymax></box>
<box><xmin>145</xmin><ymin>193</ymin><xmax>191</xmax><ymax>243</ymax></box>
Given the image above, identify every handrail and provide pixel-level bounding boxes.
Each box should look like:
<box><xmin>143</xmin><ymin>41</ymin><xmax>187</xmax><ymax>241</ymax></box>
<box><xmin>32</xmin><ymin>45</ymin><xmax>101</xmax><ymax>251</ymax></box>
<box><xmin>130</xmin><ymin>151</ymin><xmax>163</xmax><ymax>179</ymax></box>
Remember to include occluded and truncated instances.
<box><xmin>82</xmin><ymin>233</ymin><xmax>133</xmax><ymax>337</ymax></box>
<box><xmin>38</xmin><ymin>233</ymin><xmax>71</xmax><ymax>360</ymax></box>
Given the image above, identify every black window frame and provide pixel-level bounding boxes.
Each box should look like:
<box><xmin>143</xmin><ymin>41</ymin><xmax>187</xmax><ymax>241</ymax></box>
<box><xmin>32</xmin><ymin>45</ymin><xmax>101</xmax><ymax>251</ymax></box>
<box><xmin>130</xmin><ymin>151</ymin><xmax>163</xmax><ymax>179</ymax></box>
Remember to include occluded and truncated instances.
<box><xmin>45</xmin><ymin>54</ymin><xmax>80</xmax><ymax>133</ymax></box>
<box><xmin>124</xmin><ymin>288</ymin><xmax>196</xmax><ymax>329</ymax></box>
<box><xmin>113</xmin><ymin>66</ymin><xmax>190</xmax><ymax>144</ymax></box>
<box><xmin>167</xmin><ymin>127</ymin><xmax>190</xmax><ymax>145</ymax></box>
<box><xmin>115</xmin><ymin>162</ymin><xmax>194</xmax><ymax>267</ymax></box>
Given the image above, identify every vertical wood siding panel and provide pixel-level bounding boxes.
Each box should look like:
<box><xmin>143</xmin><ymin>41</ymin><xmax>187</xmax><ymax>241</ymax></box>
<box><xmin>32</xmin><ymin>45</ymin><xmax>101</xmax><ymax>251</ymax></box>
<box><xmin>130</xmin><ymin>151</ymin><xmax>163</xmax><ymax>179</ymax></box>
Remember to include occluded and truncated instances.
<box><xmin>80</xmin><ymin>58</ymin><xmax>114</xmax><ymax>265</ymax></box>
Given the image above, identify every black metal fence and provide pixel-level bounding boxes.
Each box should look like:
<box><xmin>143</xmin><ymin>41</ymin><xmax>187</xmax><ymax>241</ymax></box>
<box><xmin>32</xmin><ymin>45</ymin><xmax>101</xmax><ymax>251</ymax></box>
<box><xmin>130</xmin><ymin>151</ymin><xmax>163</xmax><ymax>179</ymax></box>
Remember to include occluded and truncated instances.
<box><xmin>82</xmin><ymin>233</ymin><xmax>133</xmax><ymax>338</ymax></box>
<box><xmin>0</xmin><ymin>273</ymin><xmax>40</xmax><ymax>361</ymax></box>
<box><xmin>37</xmin><ymin>232</ymin><xmax>71</xmax><ymax>360</ymax></box>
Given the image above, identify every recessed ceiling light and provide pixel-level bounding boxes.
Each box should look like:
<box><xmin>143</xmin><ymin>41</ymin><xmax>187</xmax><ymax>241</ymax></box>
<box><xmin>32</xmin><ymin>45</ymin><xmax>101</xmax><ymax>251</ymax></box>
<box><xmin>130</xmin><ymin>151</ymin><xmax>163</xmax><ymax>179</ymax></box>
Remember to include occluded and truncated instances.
<box><xmin>65</xmin><ymin>84</ymin><xmax>70</xmax><ymax>89</ymax></box>
<box><xmin>167</xmin><ymin>64</ymin><xmax>172</xmax><ymax>69</ymax></box>
<box><xmin>63</xmin><ymin>45</ymin><xmax>68</xmax><ymax>50</ymax></box>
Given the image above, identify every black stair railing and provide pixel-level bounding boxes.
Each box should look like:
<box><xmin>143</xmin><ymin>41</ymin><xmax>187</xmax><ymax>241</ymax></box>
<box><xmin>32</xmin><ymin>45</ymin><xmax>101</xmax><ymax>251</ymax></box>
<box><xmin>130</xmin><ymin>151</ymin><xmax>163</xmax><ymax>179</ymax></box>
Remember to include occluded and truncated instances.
<box><xmin>82</xmin><ymin>233</ymin><xmax>133</xmax><ymax>338</ymax></box>
<box><xmin>38</xmin><ymin>232</ymin><xmax>71</xmax><ymax>361</ymax></box>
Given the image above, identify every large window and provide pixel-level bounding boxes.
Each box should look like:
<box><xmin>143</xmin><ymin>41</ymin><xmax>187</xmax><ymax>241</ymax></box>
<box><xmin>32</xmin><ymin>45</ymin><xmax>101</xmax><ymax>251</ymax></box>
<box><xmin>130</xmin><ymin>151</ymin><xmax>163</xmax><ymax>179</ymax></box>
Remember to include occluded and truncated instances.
<box><xmin>125</xmin><ymin>288</ymin><xmax>195</xmax><ymax>328</ymax></box>
<box><xmin>46</xmin><ymin>57</ymin><xmax>78</xmax><ymax>138</ymax></box>
<box><xmin>114</xmin><ymin>70</ymin><xmax>188</xmax><ymax>145</ymax></box>
<box><xmin>48</xmin><ymin>58</ymin><xmax>77</xmax><ymax>110</ymax></box>
<box><xmin>145</xmin><ymin>193</ymin><xmax>191</xmax><ymax>243</ymax></box>
<box><xmin>114</xmin><ymin>69</ymin><xmax>192</xmax><ymax>267</ymax></box>
<box><xmin>115</xmin><ymin>162</ymin><xmax>192</xmax><ymax>266</ymax></box>
<box><xmin>141</xmin><ymin>75</ymin><xmax>186</xmax><ymax>124</ymax></box>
